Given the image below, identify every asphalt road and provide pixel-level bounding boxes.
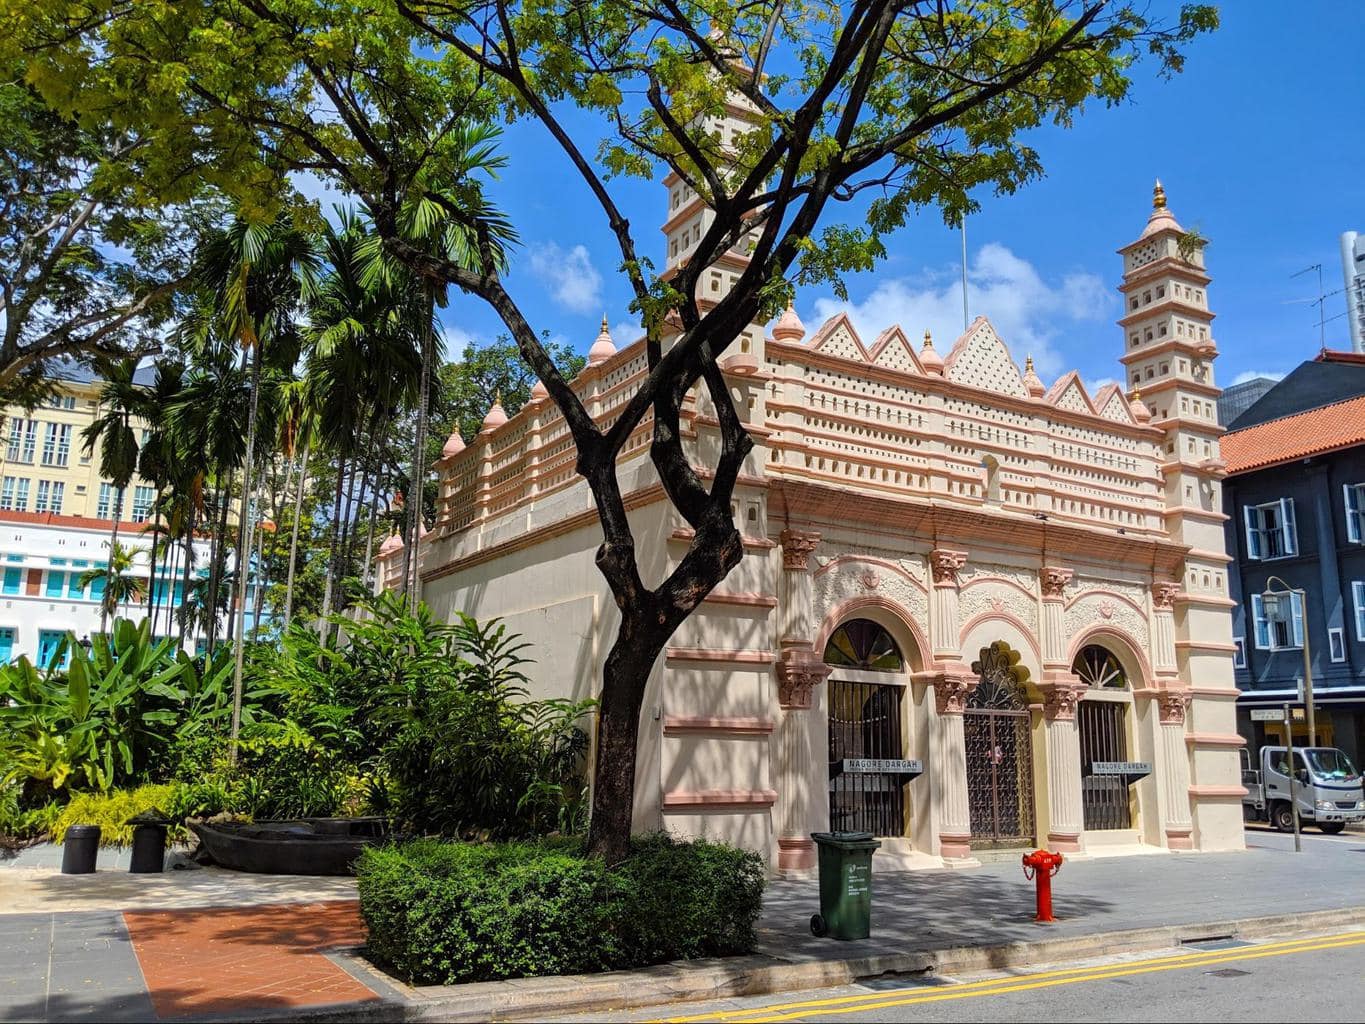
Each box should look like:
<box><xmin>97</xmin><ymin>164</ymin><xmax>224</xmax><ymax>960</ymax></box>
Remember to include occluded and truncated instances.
<box><xmin>551</xmin><ymin>928</ymin><xmax>1365</xmax><ymax>1023</ymax></box>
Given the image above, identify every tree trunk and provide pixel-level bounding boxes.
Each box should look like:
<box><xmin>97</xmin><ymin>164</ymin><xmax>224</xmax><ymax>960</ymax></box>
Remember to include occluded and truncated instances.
<box><xmin>407</xmin><ymin>288</ymin><xmax>436</xmax><ymax>613</ymax></box>
<box><xmin>229</xmin><ymin>342</ymin><xmax>264</xmax><ymax>766</ymax></box>
<box><xmin>145</xmin><ymin>503</ymin><xmax>162</xmax><ymax>621</ymax></box>
<box><xmin>205</xmin><ymin>469</ymin><xmax>233</xmax><ymax>655</ymax></box>
<box><xmin>282</xmin><ymin>442</ymin><xmax>310</xmax><ymax>629</ymax></box>
<box><xmin>100</xmin><ymin>485</ymin><xmax>125</xmax><ymax>637</ymax></box>
<box><xmin>318</xmin><ymin>450</ymin><xmax>347</xmax><ymax>641</ymax></box>
<box><xmin>585</xmin><ymin>622</ymin><xmax>668</xmax><ymax>863</ymax></box>
<box><xmin>178</xmin><ymin>509</ymin><xmax>195</xmax><ymax>648</ymax></box>
<box><xmin>360</xmin><ymin>466</ymin><xmax>384</xmax><ymax>592</ymax></box>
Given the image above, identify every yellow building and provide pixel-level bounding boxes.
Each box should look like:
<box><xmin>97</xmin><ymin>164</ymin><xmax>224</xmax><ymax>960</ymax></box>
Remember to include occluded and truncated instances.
<box><xmin>0</xmin><ymin>363</ymin><xmax>160</xmax><ymax>523</ymax></box>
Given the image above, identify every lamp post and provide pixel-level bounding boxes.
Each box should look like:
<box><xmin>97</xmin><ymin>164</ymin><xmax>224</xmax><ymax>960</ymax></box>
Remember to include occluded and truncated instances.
<box><xmin>1261</xmin><ymin>575</ymin><xmax>1315</xmax><ymax>747</ymax></box>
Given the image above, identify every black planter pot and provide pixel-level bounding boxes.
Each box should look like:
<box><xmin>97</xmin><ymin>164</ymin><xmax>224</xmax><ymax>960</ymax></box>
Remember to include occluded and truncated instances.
<box><xmin>129</xmin><ymin>824</ymin><xmax>168</xmax><ymax>873</ymax></box>
<box><xmin>60</xmin><ymin>825</ymin><xmax>101</xmax><ymax>874</ymax></box>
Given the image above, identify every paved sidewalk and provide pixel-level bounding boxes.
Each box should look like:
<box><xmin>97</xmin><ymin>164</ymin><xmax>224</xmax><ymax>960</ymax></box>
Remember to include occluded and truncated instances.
<box><xmin>1</xmin><ymin>828</ymin><xmax>1362</xmax><ymax>1022</ymax></box>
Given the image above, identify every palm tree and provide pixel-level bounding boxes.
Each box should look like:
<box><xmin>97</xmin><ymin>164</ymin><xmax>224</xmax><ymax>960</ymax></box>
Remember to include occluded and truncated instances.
<box><xmin>134</xmin><ymin>360</ymin><xmax>187</xmax><ymax>626</ymax></box>
<box><xmin>190</xmin><ymin>214</ymin><xmax>318</xmax><ymax>763</ymax></box>
<box><xmin>79</xmin><ymin>542</ymin><xmax>148</xmax><ymax>629</ymax></box>
<box><xmin>81</xmin><ymin>356</ymin><xmax>145</xmax><ymax>627</ymax></box>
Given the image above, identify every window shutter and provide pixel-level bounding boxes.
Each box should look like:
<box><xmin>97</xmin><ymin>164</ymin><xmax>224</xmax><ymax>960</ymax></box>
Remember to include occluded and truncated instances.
<box><xmin>1355</xmin><ymin>581</ymin><xmax>1365</xmax><ymax>642</ymax></box>
<box><xmin>1290</xmin><ymin>592</ymin><xmax>1305</xmax><ymax>648</ymax></box>
<box><xmin>1280</xmin><ymin>497</ymin><xmax>1297</xmax><ymax>556</ymax></box>
<box><xmin>1244</xmin><ymin>505</ymin><xmax>1261</xmax><ymax>559</ymax></box>
<box><xmin>1251</xmin><ymin>594</ymin><xmax>1270</xmax><ymax>649</ymax></box>
<box><xmin>1348</xmin><ymin>485</ymin><xmax>1363</xmax><ymax>544</ymax></box>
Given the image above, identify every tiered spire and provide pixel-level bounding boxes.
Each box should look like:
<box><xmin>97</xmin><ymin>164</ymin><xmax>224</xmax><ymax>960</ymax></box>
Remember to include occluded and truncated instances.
<box><xmin>480</xmin><ymin>390</ymin><xmax>508</xmax><ymax>432</ymax></box>
<box><xmin>919</xmin><ymin>329</ymin><xmax>944</xmax><ymax>375</ymax></box>
<box><xmin>587</xmin><ymin>314</ymin><xmax>617</xmax><ymax>366</ymax></box>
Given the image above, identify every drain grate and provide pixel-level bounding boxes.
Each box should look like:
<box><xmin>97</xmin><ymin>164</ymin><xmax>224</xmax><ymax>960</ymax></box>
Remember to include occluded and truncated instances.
<box><xmin>1204</xmin><ymin>968</ymin><xmax>1251</xmax><ymax>978</ymax></box>
<box><xmin>1182</xmin><ymin>938</ymin><xmax>1253</xmax><ymax>951</ymax></box>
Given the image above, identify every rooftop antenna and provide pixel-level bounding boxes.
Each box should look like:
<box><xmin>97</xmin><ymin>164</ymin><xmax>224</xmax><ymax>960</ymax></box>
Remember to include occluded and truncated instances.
<box><xmin>1290</xmin><ymin>263</ymin><xmax>1327</xmax><ymax>351</ymax></box>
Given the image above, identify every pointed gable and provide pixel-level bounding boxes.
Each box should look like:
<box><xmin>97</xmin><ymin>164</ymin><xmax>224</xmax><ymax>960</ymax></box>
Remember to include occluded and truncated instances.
<box><xmin>1095</xmin><ymin>384</ymin><xmax>1137</xmax><ymax>425</ymax></box>
<box><xmin>1046</xmin><ymin>371</ymin><xmax>1099</xmax><ymax>416</ymax></box>
<box><xmin>868</xmin><ymin>326</ymin><xmax>924</xmax><ymax>375</ymax></box>
<box><xmin>809</xmin><ymin>313</ymin><xmax>868</xmax><ymax>362</ymax></box>
<box><xmin>943</xmin><ymin>317</ymin><xmax>1028</xmax><ymax>399</ymax></box>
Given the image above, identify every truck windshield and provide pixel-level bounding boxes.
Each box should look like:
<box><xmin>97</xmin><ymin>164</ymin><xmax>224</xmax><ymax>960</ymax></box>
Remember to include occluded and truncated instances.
<box><xmin>1306</xmin><ymin>749</ymin><xmax>1360</xmax><ymax>782</ymax></box>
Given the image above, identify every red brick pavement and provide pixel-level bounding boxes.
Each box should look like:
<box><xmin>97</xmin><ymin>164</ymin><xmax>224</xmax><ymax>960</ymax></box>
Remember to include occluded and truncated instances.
<box><xmin>123</xmin><ymin>900</ymin><xmax>376</xmax><ymax>1019</ymax></box>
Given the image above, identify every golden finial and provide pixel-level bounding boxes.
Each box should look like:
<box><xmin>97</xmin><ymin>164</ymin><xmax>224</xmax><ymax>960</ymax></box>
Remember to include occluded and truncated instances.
<box><xmin>1025</xmin><ymin>355</ymin><xmax>1034</xmax><ymax>372</ymax></box>
<box><xmin>922</xmin><ymin>328</ymin><xmax>934</xmax><ymax>349</ymax></box>
<box><xmin>1153</xmin><ymin>179</ymin><xmax>1167</xmax><ymax>211</ymax></box>
<box><xmin>1129</xmin><ymin>385</ymin><xmax>1141</xmax><ymax>401</ymax></box>
<box><xmin>601</xmin><ymin>313</ymin><xmax>609</xmax><ymax>332</ymax></box>
<box><xmin>494</xmin><ymin>388</ymin><xmax>502</xmax><ymax>405</ymax></box>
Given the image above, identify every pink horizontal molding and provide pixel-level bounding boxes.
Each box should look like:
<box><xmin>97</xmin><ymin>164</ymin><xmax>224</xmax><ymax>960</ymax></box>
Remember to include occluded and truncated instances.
<box><xmin>665</xmin><ymin>647</ymin><xmax>776</xmax><ymax>665</ymax></box>
<box><xmin>670</xmin><ymin>527</ymin><xmax>777</xmax><ymax>551</ymax></box>
<box><xmin>661</xmin><ymin>789</ymin><xmax>778</xmax><ymax>811</ymax></box>
<box><xmin>1187</xmin><ymin>686</ymin><xmax>1242</xmax><ymax>699</ymax></box>
<box><xmin>1184</xmin><ymin>732</ymin><xmax>1248</xmax><ymax>748</ymax></box>
<box><xmin>702</xmin><ymin>591</ymin><xmax>779</xmax><ymax>609</ymax></box>
<box><xmin>1174</xmin><ymin>640</ymin><xmax>1239</xmax><ymax>653</ymax></box>
<box><xmin>1187</xmin><ymin>784</ymin><xmax>1248</xmax><ymax>798</ymax></box>
<box><xmin>1176</xmin><ymin>593</ymin><xmax>1237</xmax><ymax>609</ymax></box>
<box><xmin>663</xmin><ymin>715</ymin><xmax>775</xmax><ymax>736</ymax></box>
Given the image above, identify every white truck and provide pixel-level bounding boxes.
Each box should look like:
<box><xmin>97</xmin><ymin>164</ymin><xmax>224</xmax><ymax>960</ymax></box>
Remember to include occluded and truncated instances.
<box><xmin>1242</xmin><ymin>745</ymin><xmax>1365</xmax><ymax>834</ymax></box>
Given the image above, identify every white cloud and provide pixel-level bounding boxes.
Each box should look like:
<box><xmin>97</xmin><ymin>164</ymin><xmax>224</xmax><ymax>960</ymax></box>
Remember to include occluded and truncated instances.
<box><xmin>611</xmin><ymin>320</ymin><xmax>642</xmax><ymax>346</ymax></box>
<box><xmin>809</xmin><ymin>242</ymin><xmax>1115</xmax><ymax>379</ymax></box>
<box><xmin>439</xmin><ymin>323</ymin><xmax>484</xmax><ymax>361</ymax></box>
<box><xmin>1085</xmin><ymin>376</ymin><xmax>1119</xmax><ymax>396</ymax></box>
<box><xmin>528</xmin><ymin>242</ymin><xmax>604</xmax><ymax>315</ymax></box>
<box><xmin>1231</xmin><ymin>370</ymin><xmax>1286</xmax><ymax>386</ymax></box>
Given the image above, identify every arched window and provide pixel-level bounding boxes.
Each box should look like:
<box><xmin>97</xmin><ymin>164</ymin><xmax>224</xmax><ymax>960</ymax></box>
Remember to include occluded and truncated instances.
<box><xmin>1072</xmin><ymin>645</ymin><xmax>1128</xmax><ymax>689</ymax></box>
<box><xmin>823</xmin><ymin>618</ymin><xmax>903</xmax><ymax>672</ymax></box>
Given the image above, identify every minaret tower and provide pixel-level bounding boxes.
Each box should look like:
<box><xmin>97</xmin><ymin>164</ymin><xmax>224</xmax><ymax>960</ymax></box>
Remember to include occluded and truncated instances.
<box><xmin>1117</xmin><ymin>181</ymin><xmax>1242</xmax><ymax>852</ymax></box>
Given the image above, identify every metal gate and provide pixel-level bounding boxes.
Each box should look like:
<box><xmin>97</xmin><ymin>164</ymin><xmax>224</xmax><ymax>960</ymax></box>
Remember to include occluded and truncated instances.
<box><xmin>1079</xmin><ymin>700</ymin><xmax>1133</xmax><ymax>830</ymax></box>
<box><xmin>964</xmin><ymin>644</ymin><xmax>1036</xmax><ymax>847</ymax></box>
<box><xmin>828</xmin><ymin>679</ymin><xmax>906</xmax><ymax>836</ymax></box>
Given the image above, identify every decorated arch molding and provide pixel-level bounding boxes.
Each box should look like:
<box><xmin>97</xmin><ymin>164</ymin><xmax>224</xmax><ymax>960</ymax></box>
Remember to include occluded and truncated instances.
<box><xmin>1064</xmin><ymin>623</ymin><xmax>1156</xmax><ymax>690</ymax></box>
<box><xmin>814</xmin><ymin>595</ymin><xmax>930</xmax><ymax>676</ymax></box>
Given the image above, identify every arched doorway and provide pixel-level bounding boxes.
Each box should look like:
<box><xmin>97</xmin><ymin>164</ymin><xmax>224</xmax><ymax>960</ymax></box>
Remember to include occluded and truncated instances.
<box><xmin>1073</xmin><ymin>644</ymin><xmax>1136</xmax><ymax>830</ymax></box>
<box><xmin>824</xmin><ymin>618</ymin><xmax>908</xmax><ymax>836</ymax></box>
<box><xmin>965</xmin><ymin>641</ymin><xmax>1036</xmax><ymax>848</ymax></box>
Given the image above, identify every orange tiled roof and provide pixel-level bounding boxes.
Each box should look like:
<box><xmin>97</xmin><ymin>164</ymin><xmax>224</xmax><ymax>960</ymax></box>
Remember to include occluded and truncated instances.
<box><xmin>1222</xmin><ymin>394</ymin><xmax>1365</xmax><ymax>474</ymax></box>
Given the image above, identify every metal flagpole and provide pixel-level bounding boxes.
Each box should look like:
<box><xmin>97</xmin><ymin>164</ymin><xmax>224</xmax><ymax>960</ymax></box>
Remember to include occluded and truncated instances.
<box><xmin>961</xmin><ymin>218</ymin><xmax>969</xmax><ymax>330</ymax></box>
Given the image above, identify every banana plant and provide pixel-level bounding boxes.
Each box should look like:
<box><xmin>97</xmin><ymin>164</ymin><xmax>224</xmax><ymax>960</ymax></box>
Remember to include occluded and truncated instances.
<box><xmin>0</xmin><ymin>619</ymin><xmax>196</xmax><ymax>793</ymax></box>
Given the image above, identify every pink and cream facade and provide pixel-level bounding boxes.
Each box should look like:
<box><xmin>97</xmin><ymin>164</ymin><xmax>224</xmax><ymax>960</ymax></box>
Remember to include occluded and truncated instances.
<box><xmin>378</xmin><ymin>180</ymin><xmax>1246</xmax><ymax>871</ymax></box>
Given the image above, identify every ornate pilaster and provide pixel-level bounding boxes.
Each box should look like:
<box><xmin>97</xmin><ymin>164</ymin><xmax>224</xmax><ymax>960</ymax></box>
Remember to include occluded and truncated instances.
<box><xmin>779</xmin><ymin>529</ymin><xmax>820</xmax><ymax>649</ymax></box>
<box><xmin>929</xmin><ymin>549</ymin><xmax>968</xmax><ymax>658</ymax></box>
<box><xmin>931</xmin><ymin>667</ymin><xmax>976</xmax><ymax>859</ymax></box>
<box><xmin>1151</xmin><ymin>581</ymin><xmax>1181</xmax><ymax>677</ymax></box>
<box><xmin>775</xmin><ymin>633</ymin><xmax>831</xmax><ymax>873</ymax></box>
<box><xmin>1158</xmin><ymin>691</ymin><xmax>1193</xmax><ymax>849</ymax></box>
<box><xmin>1040</xmin><ymin>567</ymin><xmax>1073</xmax><ymax>672</ymax></box>
<box><xmin>1041</xmin><ymin>683</ymin><xmax>1086</xmax><ymax>852</ymax></box>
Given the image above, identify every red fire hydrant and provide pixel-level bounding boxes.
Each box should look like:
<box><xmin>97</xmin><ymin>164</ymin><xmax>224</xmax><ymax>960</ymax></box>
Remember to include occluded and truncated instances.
<box><xmin>1021</xmin><ymin>849</ymin><xmax>1064</xmax><ymax>923</ymax></box>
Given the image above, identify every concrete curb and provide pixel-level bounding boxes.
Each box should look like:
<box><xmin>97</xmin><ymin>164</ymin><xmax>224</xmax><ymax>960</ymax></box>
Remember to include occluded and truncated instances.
<box><xmin>283</xmin><ymin>905</ymin><xmax>1365</xmax><ymax>1023</ymax></box>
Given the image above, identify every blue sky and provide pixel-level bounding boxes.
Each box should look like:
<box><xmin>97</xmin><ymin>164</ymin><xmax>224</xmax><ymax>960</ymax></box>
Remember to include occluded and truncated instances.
<box><xmin>425</xmin><ymin>3</ymin><xmax>1365</xmax><ymax>394</ymax></box>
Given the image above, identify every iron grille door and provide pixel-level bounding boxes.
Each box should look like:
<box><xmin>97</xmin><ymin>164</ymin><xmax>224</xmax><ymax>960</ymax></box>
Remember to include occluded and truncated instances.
<box><xmin>828</xmin><ymin>679</ymin><xmax>907</xmax><ymax>836</ymax></box>
<box><xmin>964</xmin><ymin>709</ymin><xmax>1036</xmax><ymax>846</ymax></box>
<box><xmin>1079</xmin><ymin>700</ymin><xmax>1133</xmax><ymax>830</ymax></box>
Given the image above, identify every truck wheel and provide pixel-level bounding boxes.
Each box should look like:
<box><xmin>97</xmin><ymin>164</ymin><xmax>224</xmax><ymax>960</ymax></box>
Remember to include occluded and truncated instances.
<box><xmin>1319</xmin><ymin>823</ymin><xmax>1345</xmax><ymax>835</ymax></box>
<box><xmin>1271</xmin><ymin>803</ymin><xmax>1295</xmax><ymax>832</ymax></box>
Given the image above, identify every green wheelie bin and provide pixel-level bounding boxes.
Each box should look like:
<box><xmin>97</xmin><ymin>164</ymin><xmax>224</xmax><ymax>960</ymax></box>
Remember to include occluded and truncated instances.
<box><xmin>809</xmin><ymin>831</ymin><xmax>881</xmax><ymax>940</ymax></box>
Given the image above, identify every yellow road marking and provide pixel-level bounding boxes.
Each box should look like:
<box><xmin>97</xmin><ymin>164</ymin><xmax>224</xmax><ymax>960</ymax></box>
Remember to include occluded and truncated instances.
<box><xmin>660</xmin><ymin>930</ymin><xmax>1365</xmax><ymax>1023</ymax></box>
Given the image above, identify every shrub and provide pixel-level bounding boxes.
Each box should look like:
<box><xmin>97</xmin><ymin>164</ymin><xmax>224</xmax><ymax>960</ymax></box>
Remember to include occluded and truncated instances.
<box><xmin>357</xmin><ymin>833</ymin><xmax>765</xmax><ymax>985</ymax></box>
<box><xmin>0</xmin><ymin>785</ymin><xmax>62</xmax><ymax>847</ymax></box>
<box><xmin>52</xmin><ymin>784</ymin><xmax>180</xmax><ymax>846</ymax></box>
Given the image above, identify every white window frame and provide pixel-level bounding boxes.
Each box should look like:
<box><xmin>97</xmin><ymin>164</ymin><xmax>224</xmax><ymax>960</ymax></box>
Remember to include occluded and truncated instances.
<box><xmin>34</xmin><ymin>480</ymin><xmax>51</xmax><ymax>513</ymax></box>
<box><xmin>1232</xmin><ymin>636</ymin><xmax>1246</xmax><ymax>669</ymax></box>
<box><xmin>131</xmin><ymin>485</ymin><xmax>154</xmax><ymax>524</ymax></box>
<box><xmin>1327</xmin><ymin>627</ymin><xmax>1346</xmax><ymax>664</ymax></box>
<box><xmin>1244</xmin><ymin>498</ymin><xmax>1298</xmax><ymax>560</ymax></box>
<box><xmin>1346</xmin><ymin>483</ymin><xmax>1365</xmax><ymax>544</ymax></box>
<box><xmin>1250</xmin><ymin>591</ymin><xmax>1305</xmax><ymax>650</ymax></box>
<box><xmin>1354</xmin><ymin>581</ymin><xmax>1365</xmax><ymax>643</ymax></box>
<box><xmin>39</xmin><ymin>422</ymin><xmax>58</xmax><ymax>466</ymax></box>
<box><xmin>48</xmin><ymin>481</ymin><xmax>64</xmax><ymax>516</ymax></box>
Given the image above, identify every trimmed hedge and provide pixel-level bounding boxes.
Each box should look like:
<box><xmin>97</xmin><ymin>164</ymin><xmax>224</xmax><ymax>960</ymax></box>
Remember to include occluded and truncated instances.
<box><xmin>356</xmin><ymin>833</ymin><xmax>766</xmax><ymax>984</ymax></box>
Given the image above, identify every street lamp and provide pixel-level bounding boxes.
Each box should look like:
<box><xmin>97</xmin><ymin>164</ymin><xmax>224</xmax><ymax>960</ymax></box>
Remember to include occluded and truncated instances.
<box><xmin>1261</xmin><ymin>575</ymin><xmax>1315</xmax><ymax>747</ymax></box>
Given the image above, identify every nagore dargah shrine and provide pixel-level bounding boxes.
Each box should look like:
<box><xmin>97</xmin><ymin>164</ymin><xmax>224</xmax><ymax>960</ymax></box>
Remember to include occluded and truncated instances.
<box><xmin>377</xmin><ymin>141</ymin><xmax>1247</xmax><ymax>872</ymax></box>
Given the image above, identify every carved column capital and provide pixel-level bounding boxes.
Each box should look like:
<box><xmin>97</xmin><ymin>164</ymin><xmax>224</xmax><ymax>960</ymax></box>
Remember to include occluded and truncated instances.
<box><xmin>780</xmin><ymin>529</ymin><xmax>821</xmax><ymax>571</ymax></box>
<box><xmin>1041</xmin><ymin>567</ymin><xmax>1073</xmax><ymax>600</ymax></box>
<box><xmin>1152</xmin><ymin>581</ymin><xmax>1181</xmax><ymax>610</ymax></box>
<box><xmin>930</xmin><ymin>549</ymin><xmax>968</xmax><ymax>588</ymax></box>
<box><xmin>933</xmin><ymin>668</ymin><xmax>977</xmax><ymax>716</ymax></box>
<box><xmin>777</xmin><ymin>648</ymin><xmax>831</xmax><ymax>710</ymax></box>
<box><xmin>1158</xmin><ymin>691</ymin><xmax>1191</xmax><ymax>725</ymax></box>
<box><xmin>1041</xmin><ymin>685</ymin><xmax>1085</xmax><ymax>722</ymax></box>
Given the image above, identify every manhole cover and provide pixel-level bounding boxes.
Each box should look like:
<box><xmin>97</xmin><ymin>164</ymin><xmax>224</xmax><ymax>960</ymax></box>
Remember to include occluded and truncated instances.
<box><xmin>1204</xmin><ymin>968</ymin><xmax>1251</xmax><ymax>978</ymax></box>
